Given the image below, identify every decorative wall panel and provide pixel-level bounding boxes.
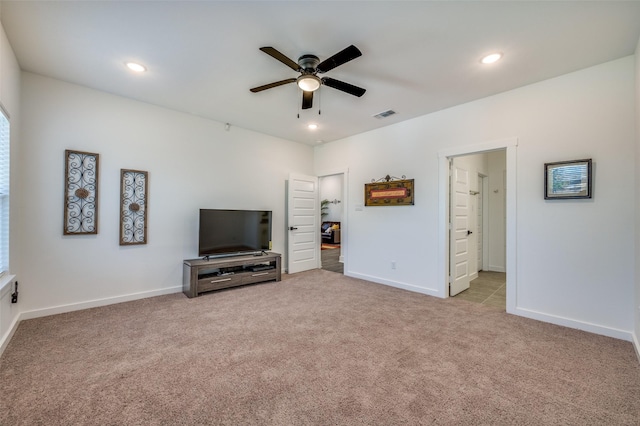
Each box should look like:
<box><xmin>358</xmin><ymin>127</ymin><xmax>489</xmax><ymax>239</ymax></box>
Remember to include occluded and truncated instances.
<box><xmin>120</xmin><ymin>169</ymin><xmax>148</xmax><ymax>245</ymax></box>
<box><xmin>64</xmin><ymin>150</ymin><xmax>99</xmax><ymax>235</ymax></box>
<box><xmin>365</xmin><ymin>175</ymin><xmax>414</xmax><ymax>206</ymax></box>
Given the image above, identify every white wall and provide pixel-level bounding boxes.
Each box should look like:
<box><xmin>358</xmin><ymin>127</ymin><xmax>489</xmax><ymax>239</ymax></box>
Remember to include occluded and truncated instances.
<box><xmin>0</xmin><ymin>14</ymin><xmax>21</xmax><ymax>353</ymax></box>
<box><xmin>18</xmin><ymin>73</ymin><xmax>314</xmax><ymax>316</ymax></box>
<box><xmin>319</xmin><ymin>174</ymin><xmax>343</xmax><ymax>223</ymax></box>
<box><xmin>315</xmin><ymin>56</ymin><xmax>636</xmax><ymax>339</ymax></box>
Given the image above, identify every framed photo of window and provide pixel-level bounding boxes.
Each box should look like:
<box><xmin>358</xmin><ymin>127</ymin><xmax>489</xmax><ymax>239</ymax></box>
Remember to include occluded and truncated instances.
<box><xmin>544</xmin><ymin>159</ymin><xmax>592</xmax><ymax>200</ymax></box>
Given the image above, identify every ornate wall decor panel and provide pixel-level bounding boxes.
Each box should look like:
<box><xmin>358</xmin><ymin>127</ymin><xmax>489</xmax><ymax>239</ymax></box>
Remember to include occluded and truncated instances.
<box><xmin>64</xmin><ymin>150</ymin><xmax>100</xmax><ymax>235</ymax></box>
<box><xmin>365</xmin><ymin>174</ymin><xmax>414</xmax><ymax>206</ymax></box>
<box><xmin>120</xmin><ymin>169</ymin><xmax>148</xmax><ymax>245</ymax></box>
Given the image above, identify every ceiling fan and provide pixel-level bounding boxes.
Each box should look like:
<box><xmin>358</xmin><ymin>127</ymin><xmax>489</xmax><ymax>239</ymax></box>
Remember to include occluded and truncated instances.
<box><xmin>250</xmin><ymin>45</ymin><xmax>366</xmax><ymax>110</ymax></box>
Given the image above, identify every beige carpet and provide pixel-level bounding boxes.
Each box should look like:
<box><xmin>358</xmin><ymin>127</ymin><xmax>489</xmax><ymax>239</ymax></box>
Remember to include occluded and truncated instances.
<box><xmin>1</xmin><ymin>269</ymin><xmax>639</xmax><ymax>425</ymax></box>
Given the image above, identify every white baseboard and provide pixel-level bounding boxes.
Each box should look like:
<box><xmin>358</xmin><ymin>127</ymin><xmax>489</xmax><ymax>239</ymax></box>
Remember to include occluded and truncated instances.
<box><xmin>345</xmin><ymin>271</ymin><xmax>442</xmax><ymax>298</ymax></box>
<box><xmin>513</xmin><ymin>306</ymin><xmax>633</xmax><ymax>342</ymax></box>
<box><xmin>632</xmin><ymin>332</ymin><xmax>640</xmax><ymax>364</ymax></box>
<box><xmin>469</xmin><ymin>272</ymin><xmax>478</xmax><ymax>281</ymax></box>
<box><xmin>0</xmin><ymin>314</ymin><xmax>20</xmax><ymax>357</ymax></box>
<box><xmin>0</xmin><ymin>274</ymin><xmax>18</xmax><ymax>357</ymax></box>
<box><xmin>487</xmin><ymin>265</ymin><xmax>506</xmax><ymax>273</ymax></box>
<box><xmin>19</xmin><ymin>286</ymin><xmax>183</xmax><ymax>321</ymax></box>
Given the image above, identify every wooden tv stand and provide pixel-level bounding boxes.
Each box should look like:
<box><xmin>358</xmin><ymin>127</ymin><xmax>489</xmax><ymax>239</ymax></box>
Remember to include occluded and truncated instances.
<box><xmin>182</xmin><ymin>252</ymin><xmax>281</xmax><ymax>298</ymax></box>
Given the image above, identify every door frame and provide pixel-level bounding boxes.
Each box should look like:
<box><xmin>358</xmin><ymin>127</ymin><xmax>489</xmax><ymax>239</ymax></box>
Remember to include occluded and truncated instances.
<box><xmin>438</xmin><ymin>137</ymin><xmax>517</xmax><ymax>313</ymax></box>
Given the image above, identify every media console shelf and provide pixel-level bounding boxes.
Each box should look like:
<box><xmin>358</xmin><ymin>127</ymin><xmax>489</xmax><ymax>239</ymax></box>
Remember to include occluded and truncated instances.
<box><xmin>182</xmin><ymin>252</ymin><xmax>281</xmax><ymax>298</ymax></box>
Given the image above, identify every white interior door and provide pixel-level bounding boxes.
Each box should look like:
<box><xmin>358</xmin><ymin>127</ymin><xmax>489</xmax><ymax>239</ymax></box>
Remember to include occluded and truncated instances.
<box><xmin>287</xmin><ymin>173</ymin><xmax>319</xmax><ymax>274</ymax></box>
<box><xmin>450</xmin><ymin>160</ymin><xmax>471</xmax><ymax>296</ymax></box>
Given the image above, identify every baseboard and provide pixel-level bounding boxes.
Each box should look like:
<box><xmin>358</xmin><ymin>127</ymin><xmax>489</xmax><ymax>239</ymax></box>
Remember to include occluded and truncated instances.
<box><xmin>345</xmin><ymin>271</ymin><xmax>442</xmax><ymax>298</ymax></box>
<box><xmin>632</xmin><ymin>332</ymin><xmax>640</xmax><ymax>364</ymax></box>
<box><xmin>0</xmin><ymin>274</ymin><xmax>18</xmax><ymax>357</ymax></box>
<box><xmin>513</xmin><ymin>306</ymin><xmax>633</xmax><ymax>342</ymax></box>
<box><xmin>0</xmin><ymin>314</ymin><xmax>20</xmax><ymax>357</ymax></box>
<box><xmin>469</xmin><ymin>272</ymin><xmax>478</xmax><ymax>281</ymax></box>
<box><xmin>19</xmin><ymin>285</ymin><xmax>183</xmax><ymax>321</ymax></box>
<box><xmin>487</xmin><ymin>265</ymin><xmax>506</xmax><ymax>273</ymax></box>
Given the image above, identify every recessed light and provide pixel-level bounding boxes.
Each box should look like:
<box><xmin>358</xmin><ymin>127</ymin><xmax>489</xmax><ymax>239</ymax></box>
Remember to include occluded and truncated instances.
<box><xmin>126</xmin><ymin>62</ymin><xmax>147</xmax><ymax>72</ymax></box>
<box><xmin>481</xmin><ymin>53</ymin><xmax>502</xmax><ymax>64</ymax></box>
<box><xmin>308</xmin><ymin>124</ymin><xmax>318</xmax><ymax>130</ymax></box>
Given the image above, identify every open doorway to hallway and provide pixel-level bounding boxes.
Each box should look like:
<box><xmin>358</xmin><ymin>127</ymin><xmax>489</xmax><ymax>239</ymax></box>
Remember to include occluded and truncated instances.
<box><xmin>449</xmin><ymin>150</ymin><xmax>506</xmax><ymax>309</ymax></box>
<box><xmin>319</xmin><ymin>174</ymin><xmax>344</xmax><ymax>274</ymax></box>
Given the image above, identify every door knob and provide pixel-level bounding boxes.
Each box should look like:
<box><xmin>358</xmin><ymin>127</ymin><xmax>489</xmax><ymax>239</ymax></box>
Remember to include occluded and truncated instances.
<box><xmin>467</xmin><ymin>230</ymin><xmax>473</xmax><ymax>236</ymax></box>
<box><xmin>289</xmin><ymin>226</ymin><xmax>298</xmax><ymax>231</ymax></box>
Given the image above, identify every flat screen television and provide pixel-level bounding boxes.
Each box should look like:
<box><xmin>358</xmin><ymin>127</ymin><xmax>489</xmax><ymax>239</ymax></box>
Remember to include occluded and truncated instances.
<box><xmin>198</xmin><ymin>209</ymin><xmax>272</xmax><ymax>258</ymax></box>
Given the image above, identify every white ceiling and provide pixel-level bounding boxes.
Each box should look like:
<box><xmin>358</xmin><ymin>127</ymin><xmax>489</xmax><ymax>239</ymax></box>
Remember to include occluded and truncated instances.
<box><xmin>2</xmin><ymin>1</ymin><xmax>640</xmax><ymax>145</ymax></box>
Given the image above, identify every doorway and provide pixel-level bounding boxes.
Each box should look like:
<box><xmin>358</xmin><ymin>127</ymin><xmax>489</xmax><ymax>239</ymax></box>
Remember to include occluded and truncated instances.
<box><xmin>438</xmin><ymin>138</ymin><xmax>517</xmax><ymax>313</ymax></box>
<box><xmin>319</xmin><ymin>173</ymin><xmax>344</xmax><ymax>274</ymax></box>
<box><xmin>448</xmin><ymin>151</ymin><xmax>506</xmax><ymax>309</ymax></box>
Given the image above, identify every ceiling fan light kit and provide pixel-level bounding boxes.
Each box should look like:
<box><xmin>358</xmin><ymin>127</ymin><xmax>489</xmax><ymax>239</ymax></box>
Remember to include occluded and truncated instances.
<box><xmin>297</xmin><ymin>75</ymin><xmax>321</xmax><ymax>92</ymax></box>
<box><xmin>250</xmin><ymin>45</ymin><xmax>366</xmax><ymax>110</ymax></box>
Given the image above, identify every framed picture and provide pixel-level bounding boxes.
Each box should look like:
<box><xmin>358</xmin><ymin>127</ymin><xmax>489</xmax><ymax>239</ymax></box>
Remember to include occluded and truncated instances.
<box><xmin>365</xmin><ymin>178</ymin><xmax>414</xmax><ymax>206</ymax></box>
<box><xmin>544</xmin><ymin>159</ymin><xmax>592</xmax><ymax>200</ymax></box>
<box><xmin>120</xmin><ymin>169</ymin><xmax>148</xmax><ymax>245</ymax></box>
<box><xmin>64</xmin><ymin>149</ymin><xmax>99</xmax><ymax>234</ymax></box>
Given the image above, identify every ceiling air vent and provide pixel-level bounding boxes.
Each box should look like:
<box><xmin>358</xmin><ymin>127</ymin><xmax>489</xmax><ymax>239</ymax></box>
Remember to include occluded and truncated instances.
<box><xmin>373</xmin><ymin>109</ymin><xmax>396</xmax><ymax>119</ymax></box>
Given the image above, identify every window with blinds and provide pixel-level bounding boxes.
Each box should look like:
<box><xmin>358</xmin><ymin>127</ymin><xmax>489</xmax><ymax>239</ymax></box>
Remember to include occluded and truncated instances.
<box><xmin>0</xmin><ymin>107</ymin><xmax>9</xmax><ymax>275</ymax></box>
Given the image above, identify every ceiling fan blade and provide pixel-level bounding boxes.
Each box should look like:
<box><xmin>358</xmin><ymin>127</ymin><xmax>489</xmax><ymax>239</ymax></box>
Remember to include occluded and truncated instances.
<box><xmin>316</xmin><ymin>45</ymin><xmax>362</xmax><ymax>73</ymax></box>
<box><xmin>259</xmin><ymin>47</ymin><xmax>301</xmax><ymax>71</ymax></box>
<box><xmin>321</xmin><ymin>77</ymin><xmax>366</xmax><ymax>97</ymax></box>
<box><xmin>302</xmin><ymin>91</ymin><xmax>313</xmax><ymax>109</ymax></box>
<box><xmin>250</xmin><ymin>78</ymin><xmax>296</xmax><ymax>93</ymax></box>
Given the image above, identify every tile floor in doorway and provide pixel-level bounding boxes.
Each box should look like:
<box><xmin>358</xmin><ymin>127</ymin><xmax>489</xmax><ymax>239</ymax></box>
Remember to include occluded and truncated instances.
<box><xmin>454</xmin><ymin>271</ymin><xmax>506</xmax><ymax>310</ymax></box>
<box><xmin>321</xmin><ymin>246</ymin><xmax>343</xmax><ymax>274</ymax></box>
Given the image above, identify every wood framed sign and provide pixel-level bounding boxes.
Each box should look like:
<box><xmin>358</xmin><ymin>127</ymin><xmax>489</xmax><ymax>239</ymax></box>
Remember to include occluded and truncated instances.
<box><xmin>64</xmin><ymin>149</ymin><xmax>99</xmax><ymax>235</ymax></box>
<box><xmin>120</xmin><ymin>169</ymin><xmax>148</xmax><ymax>245</ymax></box>
<box><xmin>365</xmin><ymin>178</ymin><xmax>414</xmax><ymax>206</ymax></box>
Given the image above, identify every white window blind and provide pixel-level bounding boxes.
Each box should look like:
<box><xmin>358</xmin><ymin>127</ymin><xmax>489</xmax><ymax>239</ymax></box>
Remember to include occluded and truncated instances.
<box><xmin>0</xmin><ymin>107</ymin><xmax>9</xmax><ymax>275</ymax></box>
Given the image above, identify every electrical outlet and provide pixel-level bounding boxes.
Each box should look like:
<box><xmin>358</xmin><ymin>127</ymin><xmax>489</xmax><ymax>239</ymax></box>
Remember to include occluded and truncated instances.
<box><xmin>391</xmin><ymin>261</ymin><xmax>396</xmax><ymax>269</ymax></box>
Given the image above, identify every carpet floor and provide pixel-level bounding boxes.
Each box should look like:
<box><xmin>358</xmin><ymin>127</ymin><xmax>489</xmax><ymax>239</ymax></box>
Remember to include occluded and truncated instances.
<box><xmin>1</xmin><ymin>269</ymin><xmax>639</xmax><ymax>425</ymax></box>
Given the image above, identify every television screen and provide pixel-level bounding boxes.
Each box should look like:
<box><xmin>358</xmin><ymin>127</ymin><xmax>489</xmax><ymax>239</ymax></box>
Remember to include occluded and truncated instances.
<box><xmin>198</xmin><ymin>209</ymin><xmax>272</xmax><ymax>257</ymax></box>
